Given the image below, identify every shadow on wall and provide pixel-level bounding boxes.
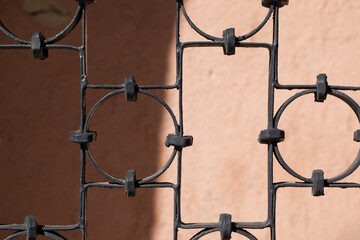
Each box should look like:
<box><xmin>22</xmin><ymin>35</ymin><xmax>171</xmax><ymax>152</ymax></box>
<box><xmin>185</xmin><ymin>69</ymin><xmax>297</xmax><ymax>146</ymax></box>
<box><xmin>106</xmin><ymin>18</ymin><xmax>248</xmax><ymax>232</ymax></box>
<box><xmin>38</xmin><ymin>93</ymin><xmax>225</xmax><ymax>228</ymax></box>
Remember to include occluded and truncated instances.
<box><xmin>0</xmin><ymin>0</ymin><xmax>174</xmax><ymax>239</ymax></box>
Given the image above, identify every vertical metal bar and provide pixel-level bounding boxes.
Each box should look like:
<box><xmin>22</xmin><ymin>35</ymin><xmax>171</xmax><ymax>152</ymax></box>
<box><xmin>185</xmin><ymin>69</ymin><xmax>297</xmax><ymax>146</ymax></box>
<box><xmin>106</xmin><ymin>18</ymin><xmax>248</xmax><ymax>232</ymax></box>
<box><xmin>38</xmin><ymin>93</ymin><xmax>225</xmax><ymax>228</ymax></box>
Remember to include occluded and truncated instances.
<box><xmin>269</xmin><ymin>6</ymin><xmax>279</xmax><ymax>240</ymax></box>
<box><xmin>174</xmin><ymin>153</ymin><xmax>181</xmax><ymax>240</ymax></box>
<box><xmin>271</xmin><ymin>186</ymin><xmax>278</xmax><ymax>240</ymax></box>
<box><xmin>2</xmin><ymin>1</ymin><xmax>359</xmax><ymax>239</ymax></box>
<box><xmin>79</xmin><ymin>4</ymin><xmax>88</xmax><ymax>240</ymax></box>
<box><xmin>174</xmin><ymin>2</ymin><xmax>182</xmax><ymax>240</ymax></box>
<box><xmin>79</xmin><ymin>4</ymin><xmax>88</xmax><ymax>133</ymax></box>
<box><xmin>79</xmin><ymin>148</ymin><xmax>87</xmax><ymax>240</ymax></box>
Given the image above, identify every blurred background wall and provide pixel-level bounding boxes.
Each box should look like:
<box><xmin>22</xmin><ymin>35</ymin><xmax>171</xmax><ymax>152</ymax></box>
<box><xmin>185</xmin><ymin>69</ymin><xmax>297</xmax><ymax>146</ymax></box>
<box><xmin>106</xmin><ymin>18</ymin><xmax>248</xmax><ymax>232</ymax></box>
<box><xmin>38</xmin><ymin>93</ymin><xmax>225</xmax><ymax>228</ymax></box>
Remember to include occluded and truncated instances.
<box><xmin>0</xmin><ymin>0</ymin><xmax>360</xmax><ymax>239</ymax></box>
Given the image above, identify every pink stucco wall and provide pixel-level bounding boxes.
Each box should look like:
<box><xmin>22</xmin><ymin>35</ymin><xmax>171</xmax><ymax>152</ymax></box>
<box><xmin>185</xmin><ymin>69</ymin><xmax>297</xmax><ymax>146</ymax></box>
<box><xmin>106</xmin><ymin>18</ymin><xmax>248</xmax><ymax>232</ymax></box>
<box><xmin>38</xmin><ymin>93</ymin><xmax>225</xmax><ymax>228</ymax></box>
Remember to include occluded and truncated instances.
<box><xmin>0</xmin><ymin>0</ymin><xmax>359</xmax><ymax>239</ymax></box>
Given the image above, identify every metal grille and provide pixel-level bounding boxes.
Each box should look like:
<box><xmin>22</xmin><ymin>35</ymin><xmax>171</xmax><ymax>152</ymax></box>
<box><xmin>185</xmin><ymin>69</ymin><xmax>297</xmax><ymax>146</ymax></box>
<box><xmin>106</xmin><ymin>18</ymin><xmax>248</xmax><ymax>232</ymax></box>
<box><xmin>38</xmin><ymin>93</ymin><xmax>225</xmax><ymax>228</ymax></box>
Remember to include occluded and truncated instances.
<box><xmin>0</xmin><ymin>0</ymin><xmax>359</xmax><ymax>239</ymax></box>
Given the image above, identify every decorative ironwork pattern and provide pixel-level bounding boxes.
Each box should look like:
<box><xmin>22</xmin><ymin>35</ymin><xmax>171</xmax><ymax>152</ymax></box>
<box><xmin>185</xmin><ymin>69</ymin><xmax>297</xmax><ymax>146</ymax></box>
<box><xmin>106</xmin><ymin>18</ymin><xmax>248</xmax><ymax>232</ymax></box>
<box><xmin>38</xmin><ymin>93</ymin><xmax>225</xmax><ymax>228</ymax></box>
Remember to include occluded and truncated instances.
<box><xmin>0</xmin><ymin>0</ymin><xmax>359</xmax><ymax>239</ymax></box>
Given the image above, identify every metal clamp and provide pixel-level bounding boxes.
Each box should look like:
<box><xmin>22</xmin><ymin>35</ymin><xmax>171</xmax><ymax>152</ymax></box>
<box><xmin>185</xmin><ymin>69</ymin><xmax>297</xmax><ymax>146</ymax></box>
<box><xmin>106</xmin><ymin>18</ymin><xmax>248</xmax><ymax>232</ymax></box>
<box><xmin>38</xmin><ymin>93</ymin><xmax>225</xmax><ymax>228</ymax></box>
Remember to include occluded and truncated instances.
<box><xmin>24</xmin><ymin>216</ymin><xmax>38</xmax><ymax>240</ymax></box>
<box><xmin>353</xmin><ymin>130</ymin><xmax>360</xmax><ymax>142</ymax></box>
<box><xmin>315</xmin><ymin>73</ymin><xmax>329</xmax><ymax>102</ymax></box>
<box><xmin>70</xmin><ymin>130</ymin><xmax>96</xmax><ymax>143</ymax></box>
<box><xmin>262</xmin><ymin>0</ymin><xmax>289</xmax><ymax>8</ymax></box>
<box><xmin>258</xmin><ymin>128</ymin><xmax>285</xmax><ymax>144</ymax></box>
<box><xmin>31</xmin><ymin>32</ymin><xmax>48</xmax><ymax>60</ymax></box>
<box><xmin>219</xmin><ymin>213</ymin><xmax>232</xmax><ymax>240</ymax></box>
<box><xmin>312</xmin><ymin>169</ymin><xmax>325</xmax><ymax>196</ymax></box>
<box><xmin>165</xmin><ymin>134</ymin><xmax>193</xmax><ymax>150</ymax></box>
<box><xmin>222</xmin><ymin>28</ymin><xmax>236</xmax><ymax>56</ymax></box>
<box><xmin>75</xmin><ymin>0</ymin><xmax>94</xmax><ymax>4</ymax></box>
<box><xmin>124</xmin><ymin>76</ymin><xmax>138</xmax><ymax>101</ymax></box>
<box><xmin>125</xmin><ymin>170</ymin><xmax>137</xmax><ymax>197</ymax></box>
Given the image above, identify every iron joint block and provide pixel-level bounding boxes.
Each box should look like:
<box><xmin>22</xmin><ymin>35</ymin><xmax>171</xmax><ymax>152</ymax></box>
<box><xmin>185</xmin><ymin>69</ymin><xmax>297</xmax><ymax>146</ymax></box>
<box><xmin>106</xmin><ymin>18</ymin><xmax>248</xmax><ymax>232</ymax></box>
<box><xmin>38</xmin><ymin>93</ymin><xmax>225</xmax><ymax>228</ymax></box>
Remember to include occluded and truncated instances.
<box><xmin>262</xmin><ymin>0</ymin><xmax>289</xmax><ymax>8</ymax></box>
<box><xmin>125</xmin><ymin>169</ymin><xmax>137</xmax><ymax>197</ymax></box>
<box><xmin>165</xmin><ymin>134</ymin><xmax>193</xmax><ymax>150</ymax></box>
<box><xmin>31</xmin><ymin>32</ymin><xmax>48</xmax><ymax>60</ymax></box>
<box><xmin>70</xmin><ymin>130</ymin><xmax>97</xmax><ymax>143</ymax></box>
<box><xmin>75</xmin><ymin>0</ymin><xmax>94</xmax><ymax>4</ymax></box>
<box><xmin>312</xmin><ymin>169</ymin><xmax>325</xmax><ymax>196</ymax></box>
<box><xmin>258</xmin><ymin>128</ymin><xmax>285</xmax><ymax>144</ymax></box>
<box><xmin>219</xmin><ymin>213</ymin><xmax>232</xmax><ymax>240</ymax></box>
<box><xmin>315</xmin><ymin>73</ymin><xmax>329</xmax><ymax>102</ymax></box>
<box><xmin>124</xmin><ymin>76</ymin><xmax>138</xmax><ymax>101</ymax></box>
<box><xmin>222</xmin><ymin>28</ymin><xmax>236</xmax><ymax>56</ymax></box>
<box><xmin>24</xmin><ymin>216</ymin><xmax>38</xmax><ymax>240</ymax></box>
<box><xmin>353</xmin><ymin>130</ymin><xmax>360</xmax><ymax>142</ymax></box>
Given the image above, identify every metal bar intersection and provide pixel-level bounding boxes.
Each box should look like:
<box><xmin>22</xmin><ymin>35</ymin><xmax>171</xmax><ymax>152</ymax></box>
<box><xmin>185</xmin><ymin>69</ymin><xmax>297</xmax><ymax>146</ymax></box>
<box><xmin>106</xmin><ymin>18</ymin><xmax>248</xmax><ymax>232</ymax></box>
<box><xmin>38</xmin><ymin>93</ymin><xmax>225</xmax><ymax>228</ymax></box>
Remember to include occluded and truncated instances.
<box><xmin>0</xmin><ymin>0</ymin><xmax>359</xmax><ymax>239</ymax></box>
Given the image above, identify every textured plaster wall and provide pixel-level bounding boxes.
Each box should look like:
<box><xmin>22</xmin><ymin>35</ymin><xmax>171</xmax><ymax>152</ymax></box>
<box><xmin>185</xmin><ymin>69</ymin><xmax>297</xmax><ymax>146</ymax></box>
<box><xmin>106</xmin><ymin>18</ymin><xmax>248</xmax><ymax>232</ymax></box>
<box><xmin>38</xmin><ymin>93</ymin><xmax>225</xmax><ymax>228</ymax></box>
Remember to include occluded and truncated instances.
<box><xmin>155</xmin><ymin>0</ymin><xmax>360</xmax><ymax>239</ymax></box>
<box><xmin>0</xmin><ymin>0</ymin><xmax>359</xmax><ymax>240</ymax></box>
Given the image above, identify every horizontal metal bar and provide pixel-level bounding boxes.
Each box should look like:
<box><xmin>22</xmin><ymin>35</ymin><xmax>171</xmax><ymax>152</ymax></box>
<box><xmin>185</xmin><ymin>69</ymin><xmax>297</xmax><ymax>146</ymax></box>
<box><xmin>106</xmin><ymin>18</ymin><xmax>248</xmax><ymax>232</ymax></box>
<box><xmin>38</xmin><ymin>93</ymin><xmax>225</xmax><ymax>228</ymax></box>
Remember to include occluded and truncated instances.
<box><xmin>87</xmin><ymin>84</ymin><xmax>124</xmax><ymax>89</ymax></box>
<box><xmin>0</xmin><ymin>224</ymin><xmax>26</xmax><ymax>231</ymax></box>
<box><xmin>0</xmin><ymin>224</ymin><xmax>78</xmax><ymax>232</ymax></box>
<box><xmin>87</xmin><ymin>84</ymin><xmax>179</xmax><ymax>90</ymax></box>
<box><xmin>180</xmin><ymin>41</ymin><xmax>272</xmax><ymax>50</ymax></box>
<box><xmin>0</xmin><ymin>44</ymin><xmax>80</xmax><ymax>51</ymax></box>
<box><xmin>0</xmin><ymin>44</ymin><xmax>30</xmax><ymax>49</ymax></box>
<box><xmin>84</xmin><ymin>182</ymin><xmax>175</xmax><ymax>190</ymax></box>
<box><xmin>180</xmin><ymin>220</ymin><xmax>270</xmax><ymax>230</ymax></box>
<box><xmin>274</xmin><ymin>182</ymin><xmax>360</xmax><ymax>189</ymax></box>
<box><xmin>275</xmin><ymin>83</ymin><xmax>360</xmax><ymax>91</ymax></box>
<box><xmin>41</xmin><ymin>224</ymin><xmax>79</xmax><ymax>231</ymax></box>
<box><xmin>48</xmin><ymin>45</ymin><xmax>81</xmax><ymax>51</ymax></box>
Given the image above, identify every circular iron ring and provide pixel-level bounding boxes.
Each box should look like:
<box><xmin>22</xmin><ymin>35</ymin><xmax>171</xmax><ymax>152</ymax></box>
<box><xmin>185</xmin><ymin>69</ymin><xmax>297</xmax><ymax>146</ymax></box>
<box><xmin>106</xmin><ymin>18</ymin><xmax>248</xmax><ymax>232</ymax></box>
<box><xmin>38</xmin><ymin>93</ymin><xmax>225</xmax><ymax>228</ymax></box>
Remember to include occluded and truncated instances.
<box><xmin>0</xmin><ymin>4</ymin><xmax>82</xmax><ymax>45</ymax></box>
<box><xmin>274</xmin><ymin>89</ymin><xmax>360</xmax><ymax>183</ymax></box>
<box><xmin>180</xmin><ymin>1</ymin><xmax>273</xmax><ymax>42</ymax></box>
<box><xmin>5</xmin><ymin>230</ymin><xmax>65</xmax><ymax>240</ymax></box>
<box><xmin>84</xmin><ymin>89</ymin><xmax>179</xmax><ymax>185</ymax></box>
<box><xmin>190</xmin><ymin>228</ymin><xmax>257</xmax><ymax>240</ymax></box>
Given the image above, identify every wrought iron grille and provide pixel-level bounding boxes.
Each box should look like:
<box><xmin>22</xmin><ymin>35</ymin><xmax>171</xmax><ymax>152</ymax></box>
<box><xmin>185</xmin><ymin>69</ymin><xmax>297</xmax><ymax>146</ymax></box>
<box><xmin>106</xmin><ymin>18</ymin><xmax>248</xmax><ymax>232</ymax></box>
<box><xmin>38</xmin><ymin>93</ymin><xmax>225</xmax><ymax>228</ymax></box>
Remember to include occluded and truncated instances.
<box><xmin>0</xmin><ymin>0</ymin><xmax>359</xmax><ymax>239</ymax></box>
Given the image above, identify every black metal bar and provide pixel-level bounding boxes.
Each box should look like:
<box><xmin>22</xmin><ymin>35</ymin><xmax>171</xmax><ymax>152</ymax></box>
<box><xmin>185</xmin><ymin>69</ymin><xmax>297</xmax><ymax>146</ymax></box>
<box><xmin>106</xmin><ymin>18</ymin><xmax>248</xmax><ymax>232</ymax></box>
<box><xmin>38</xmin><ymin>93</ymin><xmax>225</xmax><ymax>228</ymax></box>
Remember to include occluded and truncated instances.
<box><xmin>0</xmin><ymin>0</ymin><xmax>359</xmax><ymax>239</ymax></box>
<box><xmin>275</xmin><ymin>82</ymin><xmax>360</xmax><ymax>91</ymax></box>
<box><xmin>268</xmin><ymin>6</ymin><xmax>280</xmax><ymax>240</ymax></box>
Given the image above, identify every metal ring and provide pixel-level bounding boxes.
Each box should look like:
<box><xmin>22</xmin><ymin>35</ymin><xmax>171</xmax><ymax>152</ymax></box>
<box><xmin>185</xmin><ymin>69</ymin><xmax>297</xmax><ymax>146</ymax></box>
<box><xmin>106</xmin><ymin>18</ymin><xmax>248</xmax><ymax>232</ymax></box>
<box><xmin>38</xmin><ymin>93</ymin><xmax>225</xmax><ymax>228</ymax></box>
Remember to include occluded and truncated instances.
<box><xmin>44</xmin><ymin>5</ymin><xmax>83</xmax><ymax>44</ymax></box>
<box><xmin>4</xmin><ymin>231</ymin><xmax>65</xmax><ymax>240</ymax></box>
<box><xmin>180</xmin><ymin>1</ymin><xmax>273</xmax><ymax>42</ymax></box>
<box><xmin>0</xmin><ymin>4</ymin><xmax>82</xmax><ymax>45</ymax></box>
<box><xmin>84</xmin><ymin>89</ymin><xmax>179</xmax><ymax>185</ymax></box>
<box><xmin>190</xmin><ymin>228</ymin><xmax>257</xmax><ymax>240</ymax></box>
<box><xmin>274</xmin><ymin>89</ymin><xmax>360</xmax><ymax>183</ymax></box>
